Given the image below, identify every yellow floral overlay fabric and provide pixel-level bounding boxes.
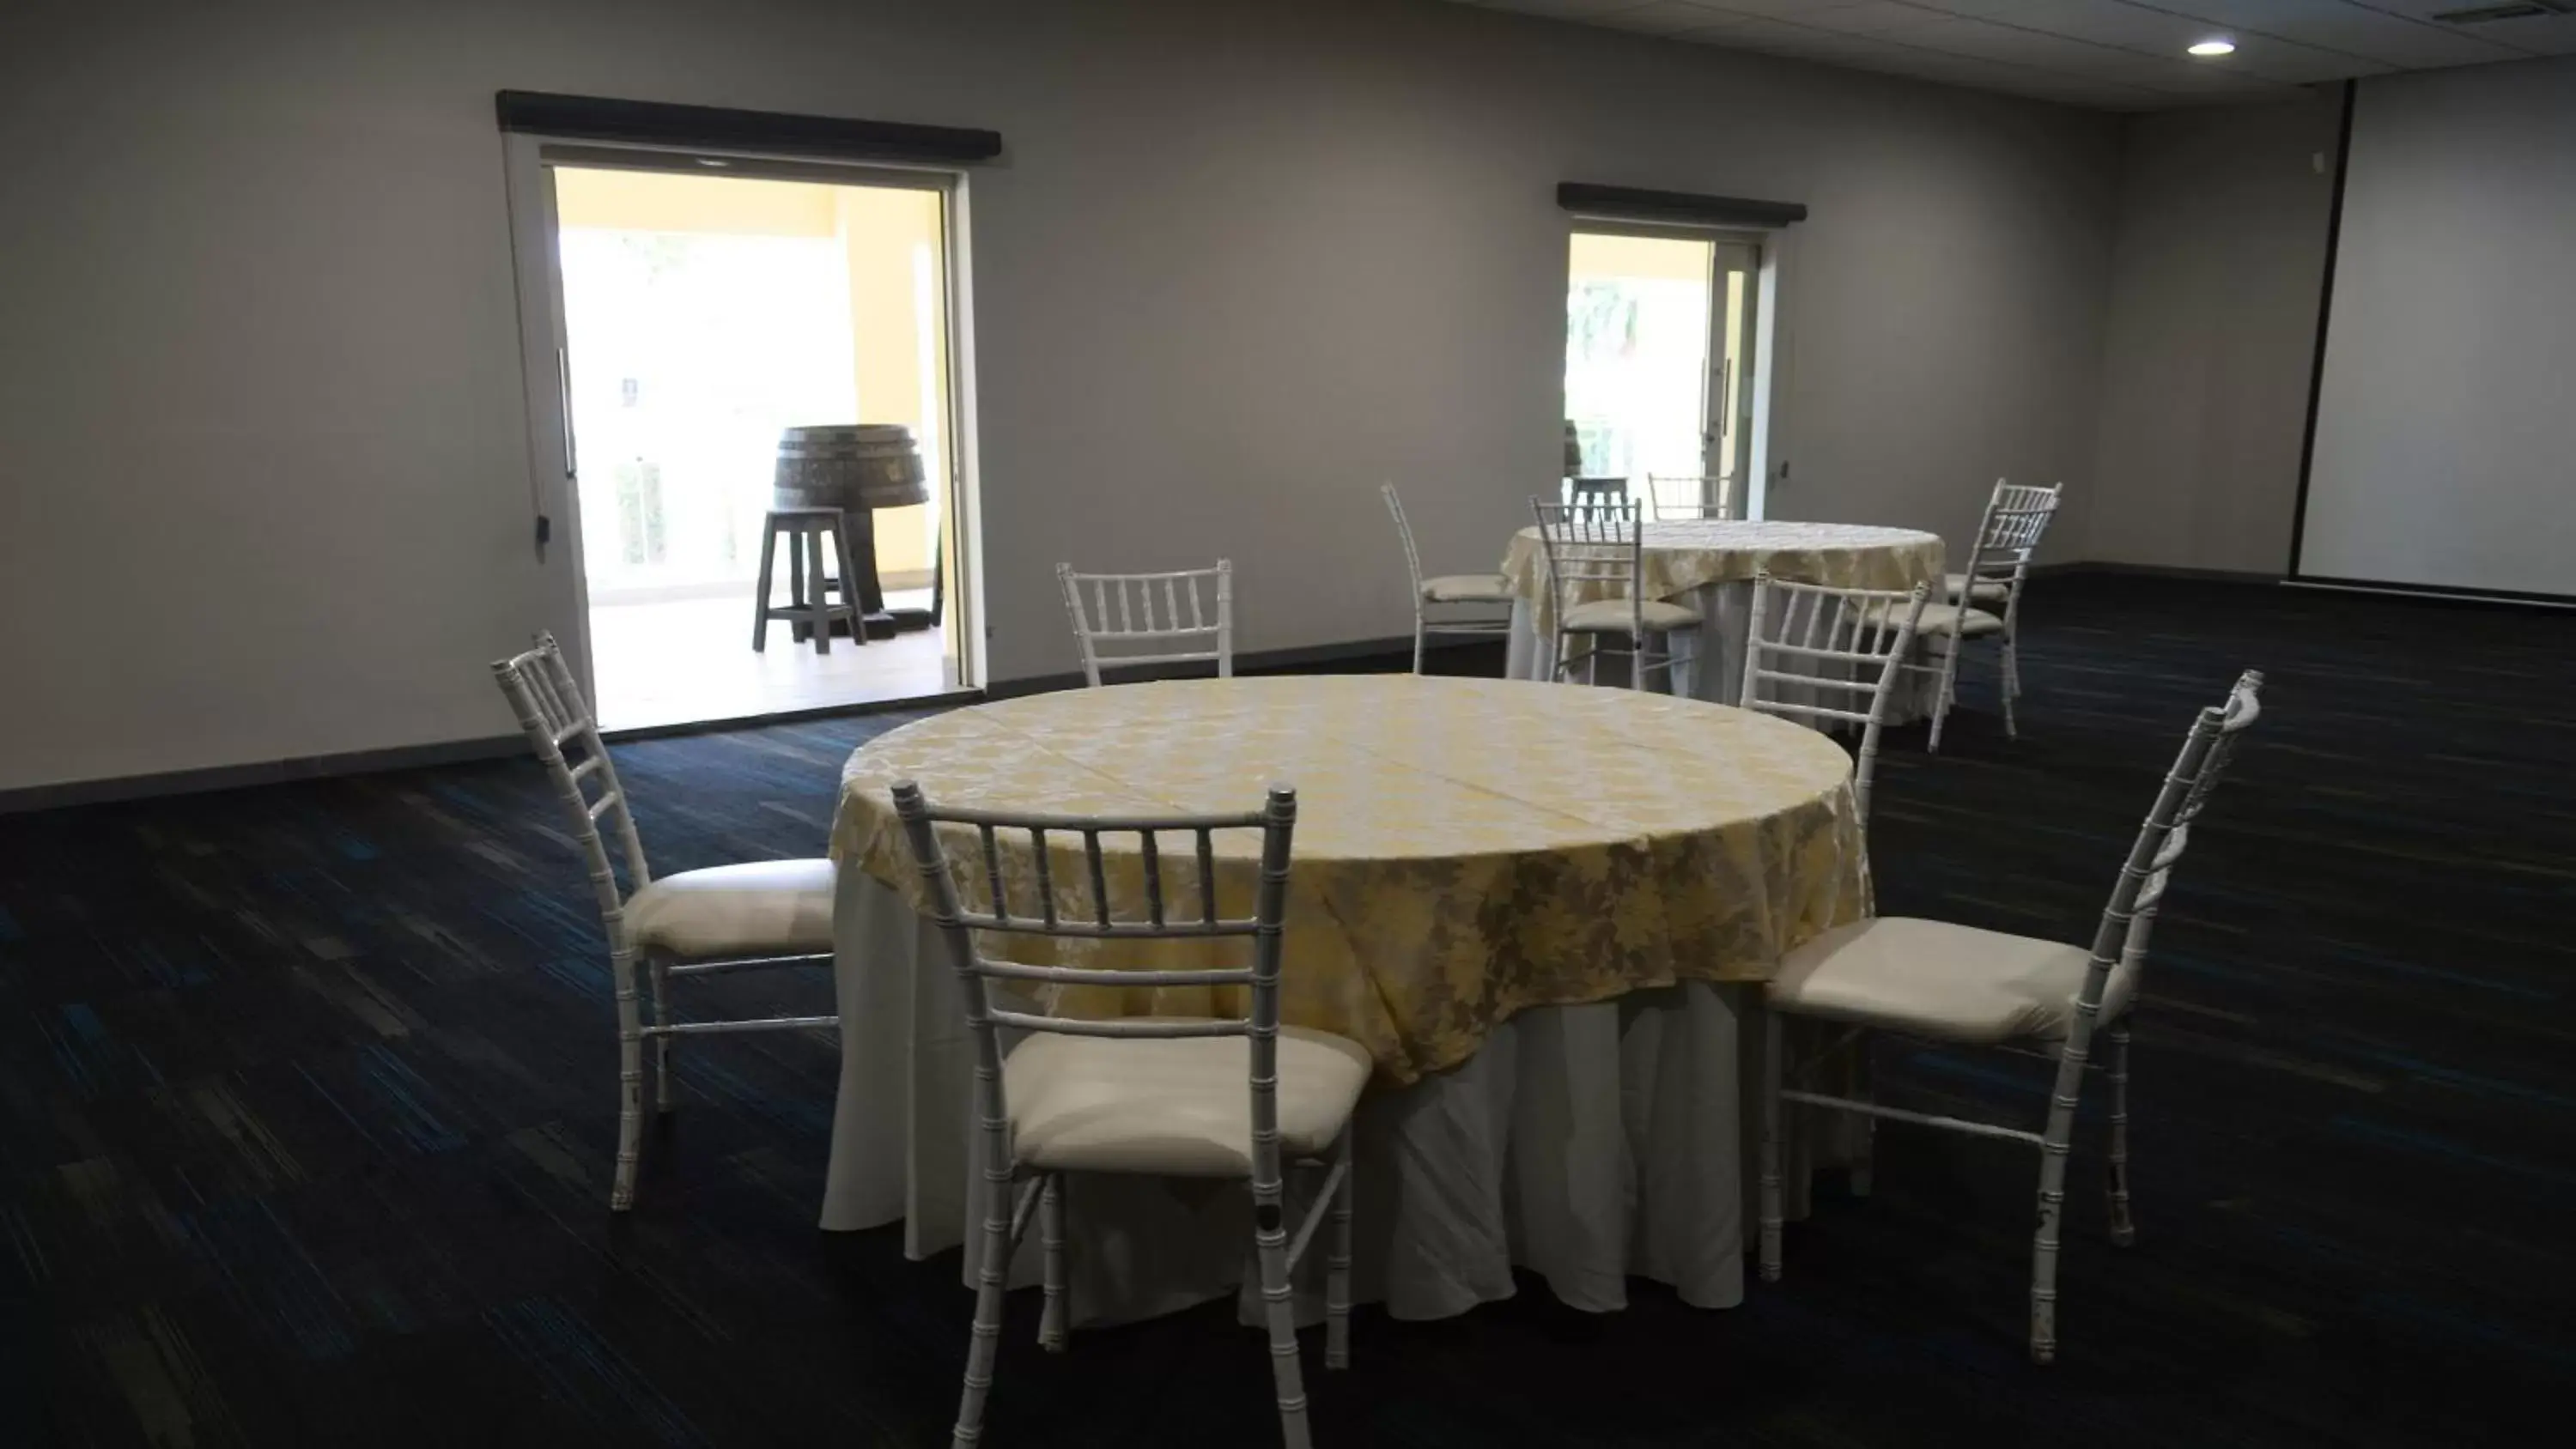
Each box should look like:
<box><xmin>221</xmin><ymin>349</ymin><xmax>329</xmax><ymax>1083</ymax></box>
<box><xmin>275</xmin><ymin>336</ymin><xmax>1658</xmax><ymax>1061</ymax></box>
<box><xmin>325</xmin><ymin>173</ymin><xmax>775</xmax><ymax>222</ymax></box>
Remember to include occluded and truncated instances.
<box><xmin>833</xmin><ymin>676</ymin><xmax>1868</xmax><ymax>1085</ymax></box>
<box><xmin>1503</xmin><ymin>519</ymin><xmax>1947</xmax><ymax>635</ymax></box>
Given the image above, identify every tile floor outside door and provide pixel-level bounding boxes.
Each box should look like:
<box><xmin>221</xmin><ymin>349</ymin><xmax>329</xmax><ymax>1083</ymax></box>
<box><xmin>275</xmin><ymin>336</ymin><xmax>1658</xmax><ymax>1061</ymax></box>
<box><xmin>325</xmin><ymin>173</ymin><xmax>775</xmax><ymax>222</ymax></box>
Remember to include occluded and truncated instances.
<box><xmin>587</xmin><ymin>588</ymin><xmax>953</xmax><ymax>732</ymax></box>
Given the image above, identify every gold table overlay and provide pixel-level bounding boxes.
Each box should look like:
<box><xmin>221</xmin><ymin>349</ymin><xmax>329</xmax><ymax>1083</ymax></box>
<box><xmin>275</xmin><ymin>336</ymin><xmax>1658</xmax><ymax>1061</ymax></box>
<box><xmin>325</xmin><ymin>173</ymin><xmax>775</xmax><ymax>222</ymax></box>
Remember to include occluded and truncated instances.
<box><xmin>1503</xmin><ymin>518</ymin><xmax>1947</xmax><ymax>634</ymax></box>
<box><xmin>833</xmin><ymin>675</ymin><xmax>1869</xmax><ymax>1084</ymax></box>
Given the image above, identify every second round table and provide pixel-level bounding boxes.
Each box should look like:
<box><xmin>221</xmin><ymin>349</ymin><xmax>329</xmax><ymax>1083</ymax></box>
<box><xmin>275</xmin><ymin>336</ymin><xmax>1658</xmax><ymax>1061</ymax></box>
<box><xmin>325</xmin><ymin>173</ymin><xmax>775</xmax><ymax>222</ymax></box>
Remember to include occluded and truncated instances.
<box><xmin>1501</xmin><ymin>518</ymin><xmax>1947</xmax><ymax>712</ymax></box>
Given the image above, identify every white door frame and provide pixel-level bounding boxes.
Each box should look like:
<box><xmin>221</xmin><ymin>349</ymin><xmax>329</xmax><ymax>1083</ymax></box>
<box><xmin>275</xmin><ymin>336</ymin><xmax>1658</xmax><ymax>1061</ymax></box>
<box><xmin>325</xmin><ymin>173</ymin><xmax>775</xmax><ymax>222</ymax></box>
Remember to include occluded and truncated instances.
<box><xmin>1562</xmin><ymin>218</ymin><xmax>1795</xmax><ymax>519</ymax></box>
<box><xmin>498</xmin><ymin>134</ymin><xmax>984</xmax><ymax>707</ymax></box>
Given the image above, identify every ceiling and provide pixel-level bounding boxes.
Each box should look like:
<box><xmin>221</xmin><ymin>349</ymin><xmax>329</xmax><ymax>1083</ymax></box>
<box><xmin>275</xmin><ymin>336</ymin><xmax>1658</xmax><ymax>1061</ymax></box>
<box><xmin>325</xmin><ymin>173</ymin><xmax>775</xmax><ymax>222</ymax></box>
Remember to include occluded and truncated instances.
<box><xmin>1442</xmin><ymin>0</ymin><xmax>2576</xmax><ymax>109</ymax></box>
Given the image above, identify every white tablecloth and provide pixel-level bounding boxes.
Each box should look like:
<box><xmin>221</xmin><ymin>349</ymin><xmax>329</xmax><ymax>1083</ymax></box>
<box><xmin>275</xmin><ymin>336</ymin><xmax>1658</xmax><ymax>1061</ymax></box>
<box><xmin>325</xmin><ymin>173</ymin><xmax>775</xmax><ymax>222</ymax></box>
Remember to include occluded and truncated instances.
<box><xmin>1504</xmin><ymin>585</ymin><xmax>1942</xmax><ymax>720</ymax></box>
<box><xmin>821</xmin><ymin>868</ymin><xmax>1840</xmax><ymax>1324</ymax></box>
<box><xmin>1500</xmin><ymin>521</ymin><xmax>1949</xmax><ymax>719</ymax></box>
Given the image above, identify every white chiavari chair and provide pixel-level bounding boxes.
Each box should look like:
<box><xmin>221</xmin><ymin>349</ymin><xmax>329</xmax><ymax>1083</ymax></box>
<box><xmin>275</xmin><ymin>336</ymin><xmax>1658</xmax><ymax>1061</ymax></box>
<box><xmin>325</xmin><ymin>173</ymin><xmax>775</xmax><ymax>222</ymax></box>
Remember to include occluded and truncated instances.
<box><xmin>1530</xmin><ymin>498</ymin><xmax>1702</xmax><ymax>693</ymax></box>
<box><xmin>1648</xmin><ymin>472</ymin><xmax>1740</xmax><ymax>521</ymax></box>
<box><xmin>1056</xmin><ymin>561</ymin><xmax>1232</xmax><ymax>688</ymax></box>
<box><xmin>490</xmin><ymin>634</ymin><xmax>837</xmax><ymax>1211</ymax></box>
<box><xmin>1382</xmin><ymin>482</ymin><xmax>1514</xmax><ymax>674</ymax></box>
<box><xmin>1921</xmin><ymin>481</ymin><xmax>2063</xmax><ymax>751</ymax></box>
<box><xmin>890</xmin><ymin>783</ymin><xmax>1364</xmax><ymax>1449</ymax></box>
<box><xmin>1758</xmin><ymin>671</ymin><xmax>2264</xmax><ymax>1364</ymax></box>
<box><xmin>1737</xmin><ymin>575</ymin><xmax>1929</xmax><ymax>825</ymax></box>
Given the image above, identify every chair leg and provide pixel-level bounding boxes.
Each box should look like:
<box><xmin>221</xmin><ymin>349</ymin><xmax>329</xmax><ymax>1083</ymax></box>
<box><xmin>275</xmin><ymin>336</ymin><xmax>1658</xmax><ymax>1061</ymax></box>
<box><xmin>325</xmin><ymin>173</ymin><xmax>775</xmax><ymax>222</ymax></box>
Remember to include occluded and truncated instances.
<box><xmin>952</xmin><ymin>1161</ymin><xmax>1013</xmax><ymax>1446</ymax></box>
<box><xmin>2030</xmin><ymin>1041</ymin><xmax>2087</xmax><ymax>1366</ymax></box>
<box><xmin>1412</xmin><ymin>605</ymin><xmax>1427</xmax><ymax>676</ymax></box>
<box><xmin>648</xmin><ymin>958</ymin><xmax>675</xmax><ymax>1114</ymax></box>
<box><xmin>1038</xmin><ymin>1173</ymin><xmax>1068</xmax><ymax>1352</ymax></box>
<box><xmin>1928</xmin><ymin>635</ymin><xmax>1961</xmax><ymax>755</ymax></box>
<box><xmin>1758</xmin><ymin>1007</ymin><xmax>1785</xmax><ymax>1282</ymax></box>
<box><xmin>787</xmin><ymin>526</ymin><xmax>808</xmax><ymax>644</ymax></box>
<box><xmin>831</xmin><ymin>518</ymin><xmax>869</xmax><ymax>649</ymax></box>
<box><xmin>750</xmin><ymin>515</ymin><xmax>780</xmax><ymax>652</ymax></box>
<box><xmin>2106</xmin><ymin>1023</ymin><xmax>2136</xmax><ymax>1247</ymax></box>
<box><xmin>1849</xmin><ymin>1038</ymin><xmax>1874</xmax><ymax>1199</ymax></box>
<box><xmin>1254</xmin><ymin>1177</ymin><xmax>1314</xmax><ymax>1449</ymax></box>
<box><xmin>1326</xmin><ymin>1132</ymin><xmax>1355</xmax><ymax>1370</ymax></box>
<box><xmin>2002</xmin><ymin>631</ymin><xmax>2023</xmax><ymax>740</ymax></box>
<box><xmin>607</xmin><ymin>943</ymin><xmax>646</xmax><ymax>1211</ymax></box>
<box><xmin>805</xmin><ymin>528</ymin><xmax>832</xmax><ymax>656</ymax></box>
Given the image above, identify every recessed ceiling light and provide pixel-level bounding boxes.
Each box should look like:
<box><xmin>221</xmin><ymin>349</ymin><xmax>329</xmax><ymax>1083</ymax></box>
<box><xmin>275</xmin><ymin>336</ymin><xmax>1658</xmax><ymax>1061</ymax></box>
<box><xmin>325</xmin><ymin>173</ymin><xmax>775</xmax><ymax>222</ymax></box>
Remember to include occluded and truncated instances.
<box><xmin>2188</xmin><ymin>38</ymin><xmax>2237</xmax><ymax>56</ymax></box>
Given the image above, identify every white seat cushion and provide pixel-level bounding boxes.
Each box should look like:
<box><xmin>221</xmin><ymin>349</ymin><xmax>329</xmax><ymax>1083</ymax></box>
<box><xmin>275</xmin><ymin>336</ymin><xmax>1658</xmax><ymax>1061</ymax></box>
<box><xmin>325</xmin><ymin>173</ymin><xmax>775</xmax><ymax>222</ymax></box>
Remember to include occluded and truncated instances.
<box><xmin>1421</xmin><ymin>572</ymin><xmax>1515</xmax><ymax>603</ymax></box>
<box><xmin>623</xmin><ymin>858</ymin><xmax>836</xmax><ymax>958</ymax></box>
<box><xmin>1943</xmin><ymin>572</ymin><xmax>2011</xmax><ymax>605</ymax></box>
<box><xmin>1563</xmin><ymin>597</ymin><xmax>1703</xmax><ymax>634</ymax></box>
<box><xmin>1004</xmin><ymin>1024</ymin><xmax>1372</xmax><ymax>1177</ymax></box>
<box><xmin>1910</xmin><ymin>602</ymin><xmax>2005</xmax><ymax>638</ymax></box>
<box><xmin>1767</xmin><ymin>917</ymin><xmax>2132</xmax><ymax>1046</ymax></box>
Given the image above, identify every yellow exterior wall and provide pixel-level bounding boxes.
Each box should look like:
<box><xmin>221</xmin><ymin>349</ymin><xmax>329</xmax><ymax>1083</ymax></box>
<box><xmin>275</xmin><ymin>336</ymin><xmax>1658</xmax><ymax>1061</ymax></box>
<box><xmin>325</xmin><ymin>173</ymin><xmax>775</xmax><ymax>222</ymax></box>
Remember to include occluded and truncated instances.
<box><xmin>553</xmin><ymin>167</ymin><xmax>946</xmax><ymax>580</ymax></box>
<box><xmin>1568</xmin><ymin>231</ymin><xmax>1712</xmax><ymax>283</ymax></box>
<box><xmin>553</xmin><ymin>168</ymin><xmax>838</xmax><ymax>236</ymax></box>
<box><xmin>835</xmin><ymin>186</ymin><xmax>945</xmax><ymax>577</ymax></box>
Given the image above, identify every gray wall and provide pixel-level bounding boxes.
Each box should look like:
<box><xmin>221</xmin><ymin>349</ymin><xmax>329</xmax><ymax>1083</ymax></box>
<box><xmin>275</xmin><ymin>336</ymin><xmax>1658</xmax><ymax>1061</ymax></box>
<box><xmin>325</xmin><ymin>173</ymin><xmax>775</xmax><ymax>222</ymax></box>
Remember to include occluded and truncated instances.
<box><xmin>2086</xmin><ymin>94</ymin><xmax>2341</xmax><ymax>576</ymax></box>
<box><xmin>2302</xmin><ymin>57</ymin><xmax>2576</xmax><ymax>595</ymax></box>
<box><xmin>0</xmin><ymin>0</ymin><xmax>2119</xmax><ymax>792</ymax></box>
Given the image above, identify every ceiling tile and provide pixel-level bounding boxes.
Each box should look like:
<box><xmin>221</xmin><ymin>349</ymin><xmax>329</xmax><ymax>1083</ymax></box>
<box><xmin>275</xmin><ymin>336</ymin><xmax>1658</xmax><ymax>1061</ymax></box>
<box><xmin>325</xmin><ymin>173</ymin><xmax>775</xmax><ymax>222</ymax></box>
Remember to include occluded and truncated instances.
<box><xmin>1773</xmin><ymin>1</ymin><xmax>1929</xmax><ymax>33</ymax></box>
<box><xmin>1589</xmin><ymin>1</ymin><xmax>1742</xmax><ymax>34</ymax></box>
<box><xmin>2148</xmin><ymin>0</ymin><xmax>2525</xmax><ymax>67</ymax></box>
<box><xmin>1690</xmin><ymin>0</ymin><xmax>1898</xmax><ymax>19</ymax></box>
<box><xmin>1871</xmin><ymin>14</ymin><xmax>2143</xmax><ymax>70</ymax></box>
<box><xmin>1475</xmin><ymin>0</ymin><xmax>1658</xmax><ymax>21</ymax></box>
<box><xmin>1435</xmin><ymin>0</ymin><xmax>2573</xmax><ymax>111</ymax></box>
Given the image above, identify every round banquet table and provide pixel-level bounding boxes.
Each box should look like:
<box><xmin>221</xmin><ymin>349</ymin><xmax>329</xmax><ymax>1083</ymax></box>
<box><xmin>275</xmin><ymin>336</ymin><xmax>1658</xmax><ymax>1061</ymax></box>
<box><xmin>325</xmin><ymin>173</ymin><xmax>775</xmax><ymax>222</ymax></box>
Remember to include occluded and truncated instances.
<box><xmin>1501</xmin><ymin>518</ymin><xmax>1947</xmax><ymax>718</ymax></box>
<box><xmin>821</xmin><ymin>674</ymin><xmax>1870</xmax><ymax>1326</ymax></box>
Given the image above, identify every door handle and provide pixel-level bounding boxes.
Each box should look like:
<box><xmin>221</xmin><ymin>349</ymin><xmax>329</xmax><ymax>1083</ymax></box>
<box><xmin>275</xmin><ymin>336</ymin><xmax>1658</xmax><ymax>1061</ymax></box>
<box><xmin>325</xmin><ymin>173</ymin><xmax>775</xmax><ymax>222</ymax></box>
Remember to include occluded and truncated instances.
<box><xmin>556</xmin><ymin>346</ymin><xmax>577</xmax><ymax>479</ymax></box>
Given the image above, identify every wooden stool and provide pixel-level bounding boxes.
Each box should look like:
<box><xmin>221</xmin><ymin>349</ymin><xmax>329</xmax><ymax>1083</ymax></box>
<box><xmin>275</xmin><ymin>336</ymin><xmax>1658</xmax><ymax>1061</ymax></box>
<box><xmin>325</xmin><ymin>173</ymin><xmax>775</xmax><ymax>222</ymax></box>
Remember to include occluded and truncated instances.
<box><xmin>751</xmin><ymin>508</ymin><xmax>866</xmax><ymax>654</ymax></box>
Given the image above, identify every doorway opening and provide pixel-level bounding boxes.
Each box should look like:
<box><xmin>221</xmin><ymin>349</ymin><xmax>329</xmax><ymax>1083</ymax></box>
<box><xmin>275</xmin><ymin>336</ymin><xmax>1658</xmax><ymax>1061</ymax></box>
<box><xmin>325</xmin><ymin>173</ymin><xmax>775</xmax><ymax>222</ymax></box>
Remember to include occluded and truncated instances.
<box><xmin>1564</xmin><ymin>230</ymin><xmax>1760</xmax><ymax>519</ymax></box>
<box><xmin>548</xmin><ymin>161</ymin><xmax>968</xmax><ymax>731</ymax></box>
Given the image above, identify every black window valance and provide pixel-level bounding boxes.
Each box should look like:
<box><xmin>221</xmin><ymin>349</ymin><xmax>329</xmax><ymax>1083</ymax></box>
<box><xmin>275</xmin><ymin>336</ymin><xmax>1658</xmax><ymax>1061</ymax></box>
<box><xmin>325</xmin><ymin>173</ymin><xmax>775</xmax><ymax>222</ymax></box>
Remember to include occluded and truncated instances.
<box><xmin>496</xmin><ymin>90</ymin><xmax>1002</xmax><ymax>165</ymax></box>
<box><xmin>1557</xmin><ymin>183</ymin><xmax>1805</xmax><ymax>229</ymax></box>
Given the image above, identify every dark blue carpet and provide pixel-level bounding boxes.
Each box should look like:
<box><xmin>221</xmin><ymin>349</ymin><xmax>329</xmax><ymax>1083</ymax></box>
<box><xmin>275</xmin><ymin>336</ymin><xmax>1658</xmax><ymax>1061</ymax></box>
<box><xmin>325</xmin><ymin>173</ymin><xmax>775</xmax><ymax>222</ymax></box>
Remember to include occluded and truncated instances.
<box><xmin>3</xmin><ymin>573</ymin><xmax>2568</xmax><ymax>1446</ymax></box>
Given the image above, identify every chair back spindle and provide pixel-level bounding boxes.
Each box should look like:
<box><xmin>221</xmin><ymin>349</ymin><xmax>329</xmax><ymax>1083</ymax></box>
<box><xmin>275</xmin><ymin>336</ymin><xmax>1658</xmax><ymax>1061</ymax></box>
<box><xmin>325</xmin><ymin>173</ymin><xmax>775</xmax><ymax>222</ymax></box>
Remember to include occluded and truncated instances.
<box><xmin>491</xmin><ymin>633</ymin><xmax>652</xmax><ymax>922</ymax></box>
<box><xmin>2084</xmin><ymin>670</ymin><xmax>2264</xmax><ymax>1022</ymax></box>
<box><xmin>1648</xmin><ymin>473</ymin><xmax>1738</xmax><ymax>521</ymax></box>
<box><xmin>890</xmin><ymin>782</ymin><xmax>1300</xmax><ymax>1167</ymax></box>
<box><xmin>1380</xmin><ymin>482</ymin><xmax>1427</xmax><ymax>597</ymax></box>
<box><xmin>1738</xmin><ymin>575</ymin><xmax>1929</xmax><ymax>822</ymax></box>
<box><xmin>1960</xmin><ymin>480</ymin><xmax>2063</xmax><ymax>615</ymax></box>
<box><xmin>1057</xmin><ymin>561</ymin><xmax>1235</xmax><ymax>688</ymax></box>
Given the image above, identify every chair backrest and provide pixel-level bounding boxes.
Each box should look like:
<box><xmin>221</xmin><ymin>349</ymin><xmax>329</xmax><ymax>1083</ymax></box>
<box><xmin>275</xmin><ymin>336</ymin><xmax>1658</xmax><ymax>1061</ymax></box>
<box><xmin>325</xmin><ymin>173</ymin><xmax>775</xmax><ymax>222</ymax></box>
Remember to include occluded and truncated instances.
<box><xmin>1737</xmin><ymin>575</ymin><xmax>1929</xmax><ymax>823</ymax></box>
<box><xmin>1056</xmin><ymin>561</ymin><xmax>1234</xmax><ymax>688</ymax></box>
<box><xmin>2078</xmin><ymin>670</ymin><xmax>2263</xmax><ymax>1026</ymax></box>
<box><xmin>1530</xmin><ymin>497</ymin><xmax>1646</xmax><ymax>634</ymax></box>
<box><xmin>1380</xmin><ymin>482</ymin><xmax>1426</xmax><ymax>594</ymax></box>
<box><xmin>888</xmin><ymin>781</ymin><xmax>1299</xmax><ymax>1172</ymax></box>
<box><xmin>1649</xmin><ymin>473</ymin><xmax>1737</xmax><ymax>522</ymax></box>
<box><xmin>1565</xmin><ymin>476</ymin><xmax>1629</xmax><ymax>509</ymax></box>
<box><xmin>490</xmin><ymin>633</ymin><xmax>651</xmax><ymax>929</ymax></box>
<box><xmin>1960</xmin><ymin>480</ymin><xmax>2063</xmax><ymax>613</ymax></box>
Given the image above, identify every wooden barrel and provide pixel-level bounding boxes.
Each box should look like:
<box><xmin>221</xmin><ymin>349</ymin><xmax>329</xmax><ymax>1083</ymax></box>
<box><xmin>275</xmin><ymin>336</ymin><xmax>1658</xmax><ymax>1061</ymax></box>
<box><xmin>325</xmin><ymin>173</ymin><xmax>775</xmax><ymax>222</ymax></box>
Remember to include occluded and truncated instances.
<box><xmin>774</xmin><ymin>424</ymin><xmax>930</xmax><ymax>512</ymax></box>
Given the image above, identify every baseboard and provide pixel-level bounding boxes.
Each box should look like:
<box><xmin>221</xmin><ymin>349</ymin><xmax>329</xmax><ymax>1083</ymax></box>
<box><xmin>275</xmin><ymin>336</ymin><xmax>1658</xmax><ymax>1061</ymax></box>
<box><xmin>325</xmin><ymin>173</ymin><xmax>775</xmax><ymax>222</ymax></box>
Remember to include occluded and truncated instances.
<box><xmin>599</xmin><ymin>688</ymin><xmax>981</xmax><ymax>743</ymax></box>
<box><xmin>2042</xmin><ymin>561</ymin><xmax>2284</xmax><ymax>585</ymax></box>
<box><xmin>983</xmin><ymin>633</ymin><xmax>1484</xmax><ymax>700</ymax></box>
<box><xmin>0</xmin><ymin>735</ymin><xmax>531</xmax><ymax>816</ymax></box>
<box><xmin>2281</xmin><ymin>576</ymin><xmax>2576</xmax><ymax>611</ymax></box>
